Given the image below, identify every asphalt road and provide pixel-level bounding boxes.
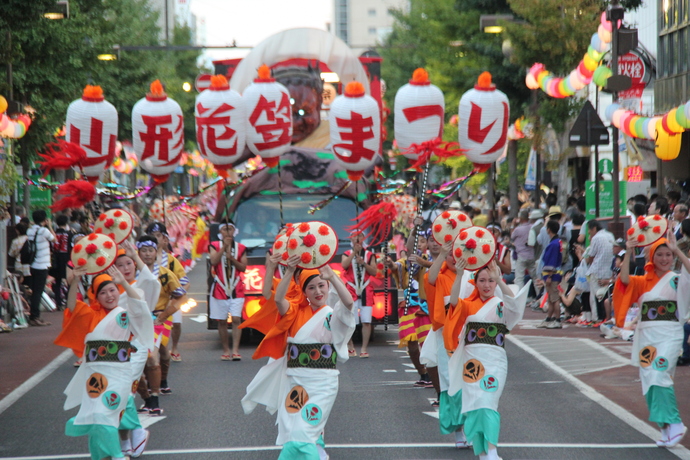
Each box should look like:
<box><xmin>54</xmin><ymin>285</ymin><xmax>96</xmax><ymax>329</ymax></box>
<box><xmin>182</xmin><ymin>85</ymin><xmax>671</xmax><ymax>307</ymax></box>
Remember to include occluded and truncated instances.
<box><xmin>0</xmin><ymin>263</ymin><xmax>688</xmax><ymax>460</ymax></box>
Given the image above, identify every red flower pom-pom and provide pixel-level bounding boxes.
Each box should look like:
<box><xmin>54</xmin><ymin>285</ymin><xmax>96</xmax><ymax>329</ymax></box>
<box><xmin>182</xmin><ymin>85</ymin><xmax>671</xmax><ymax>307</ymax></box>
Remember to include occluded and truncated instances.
<box><xmin>95</xmin><ymin>228</ymin><xmax>103</xmax><ymax>234</ymax></box>
<box><xmin>104</xmin><ymin>218</ymin><xmax>115</xmax><ymax>228</ymax></box>
<box><xmin>459</xmin><ymin>231</ymin><xmax>468</xmax><ymax>240</ymax></box>
<box><xmin>459</xmin><ymin>214</ymin><xmax>467</xmax><ymax>222</ymax></box>
<box><xmin>274</xmin><ymin>241</ymin><xmax>283</xmax><ymax>249</ymax></box>
<box><xmin>482</xmin><ymin>244</ymin><xmax>491</xmax><ymax>254</ymax></box>
<box><xmin>114</xmin><ymin>211</ymin><xmax>123</xmax><ymax>217</ymax></box>
<box><xmin>454</xmin><ymin>248</ymin><xmax>463</xmax><ymax>258</ymax></box>
<box><xmin>319</xmin><ymin>244</ymin><xmax>330</xmax><ymax>256</ymax></box>
<box><xmin>99</xmin><ymin>214</ymin><xmax>107</xmax><ymax>221</ymax></box>
<box><xmin>298</xmin><ymin>223</ymin><xmax>310</xmax><ymax>232</ymax></box>
<box><xmin>653</xmin><ymin>226</ymin><xmax>661</xmax><ymax>234</ymax></box>
<box><xmin>468</xmin><ymin>256</ymin><xmax>477</xmax><ymax>265</ymax></box>
<box><xmin>318</xmin><ymin>225</ymin><xmax>329</xmax><ymax>236</ymax></box>
<box><xmin>288</xmin><ymin>239</ymin><xmax>298</xmax><ymax>250</ymax></box>
<box><xmin>653</xmin><ymin>215</ymin><xmax>662</xmax><ymax>221</ymax></box>
<box><xmin>85</xmin><ymin>244</ymin><xmax>98</xmax><ymax>254</ymax></box>
<box><xmin>303</xmin><ymin>234</ymin><xmax>316</xmax><ymax>247</ymax></box>
<box><xmin>637</xmin><ymin>216</ymin><xmax>645</xmax><ymax>222</ymax></box>
<box><xmin>119</xmin><ymin>221</ymin><xmax>128</xmax><ymax>230</ymax></box>
<box><xmin>637</xmin><ymin>234</ymin><xmax>645</xmax><ymax>243</ymax></box>
<box><xmin>286</xmin><ymin>228</ymin><xmax>295</xmax><ymax>236</ymax></box>
<box><xmin>377</xmin><ymin>263</ymin><xmax>384</xmax><ymax>270</ymax></box>
<box><xmin>77</xmin><ymin>258</ymin><xmax>87</xmax><ymax>266</ymax></box>
<box><xmin>465</xmin><ymin>239</ymin><xmax>477</xmax><ymax>250</ymax></box>
<box><xmin>88</xmin><ymin>234</ymin><xmax>98</xmax><ymax>241</ymax></box>
<box><xmin>282</xmin><ymin>252</ymin><xmax>289</xmax><ymax>261</ymax></box>
<box><xmin>108</xmin><ymin>233</ymin><xmax>115</xmax><ymax>240</ymax></box>
<box><xmin>627</xmin><ymin>228</ymin><xmax>635</xmax><ymax>236</ymax></box>
<box><xmin>449</xmin><ymin>219</ymin><xmax>457</xmax><ymax>229</ymax></box>
<box><xmin>441</xmin><ymin>211</ymin><xmax>450</xmax><ymax>219</ymax></box>
<box><xmin>103</xmin><ymin>241</ymin><xmax>113</xmax><ymax>249</ymax></box>
<box><xmin>74</xmin><ymin>244</ymin><xmax>83</xmax><ymax>253</ymax></box>
<box><xmin>444</xmin><ymin>234</ymin><xmax>452</xmax><ymax>242</ymax></box>
<box><xmin>301</xmin><ymin>252</ymin><xmax>312</xmax><ymax>264</ymax></box>
<box><xmin>638</xmin><ymin>220</ymin><xmax>649</xmax><ymax>229</ymax></box>
<box><xmin>96</xmin><ymin>256</ymin><xmax>106</xmax><ymax>267</ymax></box>
<box><xmin>476</xmin><ymin>229</ymin><xmax>485</xmax><ymax>238</ymax></box>
<box><xmin>434</xmin><ymin>224</ymin><xmax>442</xmax><ymax>232</ymax></box>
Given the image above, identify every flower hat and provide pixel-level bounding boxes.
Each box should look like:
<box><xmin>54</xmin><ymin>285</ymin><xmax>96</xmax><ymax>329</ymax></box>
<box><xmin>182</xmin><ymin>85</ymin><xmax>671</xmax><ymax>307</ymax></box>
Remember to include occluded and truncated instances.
<box><xmin>285</xmin><ymin>221</ymin><xmax>339</xmax><ymax>269</ymax></box>
<box><xmin>93</xmin><ymin>208</ymin><xmax>134</xmax><ymax>244</ymax></box>
<box><xmin>272</xmin><ymin>223</ymin><xmax>298</xmax><ymax>265</ymax></box>
<box><xmin>432</xmin><ymin>210</ymin><xmax>473</xmax><ymax>244</ymax></box>
<box><xmin>627</xmin><ymin>215</ymin><xmax>668</xmax><ymax>247</ymax></box>
<box><xmin>452</xmin><ymin>226</ymin><xmax>496</xmax><ymax>271</ymax></box>
<box><xmin>71</xmin><ymin>233</ymin><xmax>118</xmax><ymax>275</ymax></box>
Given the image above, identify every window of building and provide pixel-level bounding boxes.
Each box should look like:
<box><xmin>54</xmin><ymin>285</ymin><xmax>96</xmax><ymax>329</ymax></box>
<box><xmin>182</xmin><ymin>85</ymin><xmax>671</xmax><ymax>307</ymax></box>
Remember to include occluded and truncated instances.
<box><xmin>368</xmin><ymin>8</ymin><xmax>376</xmax><ymax>16</ymax></box>
<box><xmin>368</xmin><ymin>26</ymin><xmax>377</xmax><ymax>34</ymax></box>
<box><xmin>679</xmin><ymin>28</ymin><xmax>687</xmax><ymax>73</ymax></box>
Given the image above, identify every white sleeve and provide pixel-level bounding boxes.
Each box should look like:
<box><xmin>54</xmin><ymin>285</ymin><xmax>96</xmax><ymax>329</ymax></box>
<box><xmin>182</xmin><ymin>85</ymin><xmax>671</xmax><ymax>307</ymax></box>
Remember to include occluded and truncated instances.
<box><xmin>136</xmin><ymin>266</ymin><xmax>162</xmax><ymax>312</ymax></box>
<box><xmin>126</xmin><ymin>291</ymin><xmax>154</xmax><ymax>353</ymax></box>
<box><xmin>329</xmin><ymin>285</ymin><xmax>356</xmax><ymax>363</ymax></box>
<box><xmin>504</xmin><ymin>281</ymin><xmax>531</xmax><ymax>331</ymax></box>
<box><xmin>678</xmin><ymin>267</ymin><xmax>690</xmax><ymax>323</ymax></box>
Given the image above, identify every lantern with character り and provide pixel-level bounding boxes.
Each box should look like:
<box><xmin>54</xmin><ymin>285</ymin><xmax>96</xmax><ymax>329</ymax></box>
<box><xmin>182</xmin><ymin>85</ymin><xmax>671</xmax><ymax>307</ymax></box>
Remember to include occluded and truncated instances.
<box><xmin>394</xmin><ymin>68</ymin><xmax>445</xmax><ymax>160</ymax></box>
<box><xmin>65</xmin><ymin>85</ymin><xmax>118</xmax><ymax>181</ymax></box>
<box><xmin>132</xmin><ymin>80</ymin><xmax>184</xmax><ymax>183</ymax></box>
<box><xmin>195</xmin><ymin>75</ymin><xmax>246</xmax><ymax>170</ymax></box>
<box><xmin>458</xmin><ymin>72</ymin><xmax>509</xmax><ymax>172</ymax></box>
<box><xmin>243</xmin><ymin>65</ymin><xmax>292</xmax><ymax>168</ymax></box>
<box><xmin>329</xmin><ymin>81</ymin><xmax>380</xmax><ymax>181</ymax></box>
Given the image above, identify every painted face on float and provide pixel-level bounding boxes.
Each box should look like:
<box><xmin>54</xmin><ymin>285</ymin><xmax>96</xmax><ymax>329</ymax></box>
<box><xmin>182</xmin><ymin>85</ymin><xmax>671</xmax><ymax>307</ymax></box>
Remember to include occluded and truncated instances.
<box><xmin>287</xmin><ymin>84</ymin><xmax>321</xmax><ymax>144</ymax></box>
<box><xmin>115</xmin><ymin>256</ymin><xmax>136</xmax><ymax>282</ymax></box>
<box><xmin>97</xmin><ymin>282</ymin><xmax>121</xmax><ymax>310</ymax></box>
<box><xmin>475</xmin><ymin>267</ymin><xmax>497</xmax><ymax>300</ymax></box>
<box><xmin>653</xmin><ymin>245</ymin><xmax>674</xmax><ymax>272</ymax></box>
<box><xmin>304</xmin><ymin>276</ymin><xmax>329</xmax><ymax>307</ymax></box>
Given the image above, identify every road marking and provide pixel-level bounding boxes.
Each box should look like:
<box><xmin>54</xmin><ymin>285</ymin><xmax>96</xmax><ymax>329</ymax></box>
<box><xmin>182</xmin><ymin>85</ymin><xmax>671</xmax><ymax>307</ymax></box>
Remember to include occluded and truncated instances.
<box><xmin>139</xmin><ymin>414</ymin><xmax>167</xmax><ymax>428</ymax></box>
<box><xmin>0</xmin><ymin>442</ymin><xmax>674</xmax><ymax>459</ymax></box>
<box><xmin>189</xmin><ymin>314</ymin><xmax>208</xmax><ymax>323</ymax></box>
<box><xmin>382</xmin><ymin>369</ymin><xmax>397</xmax><ymax>373</ymax></box>
<box><xmin>0</xmin><ymin>350</ymin><xmax>72</xmax><ymax>417</ymax></box>
<box><xmin>423</xmin><ymin>411</ymin><xmax>440</xmax><ymax>419</ymax></box>
<box><xmin>392</xmin><ymin>349</ymin><xmax>407</xmax><ymax>353</ymax></box>
<box><xmin>402</xmin><ymin>363</ymin><xmax>415</xmax><ymax>368</ymax></box>
<box><xmin>509</xmin><ymin>335</ymin><xmax>690</xmax><ymax>460</ymax></box>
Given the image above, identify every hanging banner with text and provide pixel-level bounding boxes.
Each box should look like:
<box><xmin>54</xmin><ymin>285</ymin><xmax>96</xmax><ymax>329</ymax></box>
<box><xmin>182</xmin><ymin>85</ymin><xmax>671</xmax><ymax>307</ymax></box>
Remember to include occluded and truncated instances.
<box><xmin>585</xmin><ymin>180</ymin><xmax>626</xmax><ymax>219</ymax></box>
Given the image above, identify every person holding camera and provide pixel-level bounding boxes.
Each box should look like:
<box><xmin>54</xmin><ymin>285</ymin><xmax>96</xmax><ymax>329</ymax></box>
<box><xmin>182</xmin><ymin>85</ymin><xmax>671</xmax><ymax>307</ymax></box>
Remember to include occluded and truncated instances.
<box><xmin>26</xmin><ymin>209</ymin><xmax>56</xmax><ymax>326</ymax></box>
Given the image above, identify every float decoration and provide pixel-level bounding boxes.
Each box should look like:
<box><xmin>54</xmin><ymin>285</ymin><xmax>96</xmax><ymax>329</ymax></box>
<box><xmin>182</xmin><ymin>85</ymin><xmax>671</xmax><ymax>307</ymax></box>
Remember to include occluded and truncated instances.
<box><xmin>50</xmin><ymin>180</ymin><xmax>97</xmax><ymax>212</ymax></box>
<box><xmin>0</xmin><ymin>95</ymin><xmax>32</xmax><ymax>139</ymax></box>
<box><xmin>132</xmin><ymin>80</ymin><xmax>184</xmax><ymax>183</ymax></box>
<box><xmin>346</xmin><ymin>201</ymin><xmax>397</xmax><ymax>246</ymax></box>
<box><xmin>37</xmin><ymin>140</ymin><xmax>87</xmax><ymax>177</ymax></box>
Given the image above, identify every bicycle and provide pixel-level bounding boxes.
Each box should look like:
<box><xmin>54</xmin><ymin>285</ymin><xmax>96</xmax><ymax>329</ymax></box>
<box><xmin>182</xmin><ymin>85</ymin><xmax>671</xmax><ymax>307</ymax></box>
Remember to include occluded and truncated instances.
<box><xmin>3</xmin><ymin>271</ymin><xmax>28</xmax><ymax>329</ymax></box>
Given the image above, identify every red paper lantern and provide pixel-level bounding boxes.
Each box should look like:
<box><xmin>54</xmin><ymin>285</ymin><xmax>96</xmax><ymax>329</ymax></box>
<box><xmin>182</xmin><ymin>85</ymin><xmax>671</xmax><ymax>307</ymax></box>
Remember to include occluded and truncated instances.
<box><xmin>329</xmin><ymin>81</ymin><xmax>380</xmax><ymax>181</ymax></box>
<box><xmin>195</xmin><ymin>75</ymin><xmax>245</xmax><ymax>170</ymax></box>
<box><xmin>458</xmin><ymin>72</ymin><xmax>509</xmax><ymax>167</ymax></box>
<box><xmin>66</xmin><ymin>85</ymin><xmax>118</xmax><ymax>181</ymax></box>
<box><xmin>132</xmin><ymin>80</ymin><xmax>184</xmax><ymax>182</ymax></box>
<box><xmin>243</xmin><ymin>65</ymin><xmax>292</xmax><ymax>168</ymax></box>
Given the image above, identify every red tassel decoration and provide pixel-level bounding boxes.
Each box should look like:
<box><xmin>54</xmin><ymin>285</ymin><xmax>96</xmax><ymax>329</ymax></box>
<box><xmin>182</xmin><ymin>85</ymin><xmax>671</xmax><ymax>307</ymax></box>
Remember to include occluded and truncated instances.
<box><xmin>37</xmin><ymin>140</ymin><xmax>88</xmax><ymax>177</ymax></box>
<box><xmin>403</xmin><ymin>138</ymin><xmax>465</xmax><ymax>169</ymax></box>
<box><xmin>50</xmin><ymin>180</ymin><xmax>97</xmax><ymax>212</ymax></box>
<box><xmin>347</xmin><ymin>201</ymin><xmax>398</xmax><ymax>246</ymax></box>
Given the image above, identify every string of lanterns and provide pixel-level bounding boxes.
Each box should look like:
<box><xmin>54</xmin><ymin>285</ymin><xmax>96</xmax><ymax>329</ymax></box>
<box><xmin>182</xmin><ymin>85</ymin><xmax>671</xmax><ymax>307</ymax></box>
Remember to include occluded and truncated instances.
<box><xmin>0</xmin><ymin>96</ymin><xmax>32</xmax><ymax>139</ymax></box>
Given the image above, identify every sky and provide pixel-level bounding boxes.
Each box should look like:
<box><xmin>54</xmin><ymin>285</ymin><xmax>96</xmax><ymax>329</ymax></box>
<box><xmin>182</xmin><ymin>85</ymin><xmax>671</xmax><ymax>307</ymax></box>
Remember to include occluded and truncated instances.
<box><xmin>189</xmin><ymin>0</ymin><xmax>334</xmax><ymax>68</ymax></box>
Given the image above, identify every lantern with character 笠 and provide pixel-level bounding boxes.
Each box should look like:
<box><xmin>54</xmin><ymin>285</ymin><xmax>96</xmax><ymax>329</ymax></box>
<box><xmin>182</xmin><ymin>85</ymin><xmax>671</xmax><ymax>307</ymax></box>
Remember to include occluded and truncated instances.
<box><xmin>132</xmin><ymin>80</ymin><xmax>184</xmax><ymax>183</ymax></box>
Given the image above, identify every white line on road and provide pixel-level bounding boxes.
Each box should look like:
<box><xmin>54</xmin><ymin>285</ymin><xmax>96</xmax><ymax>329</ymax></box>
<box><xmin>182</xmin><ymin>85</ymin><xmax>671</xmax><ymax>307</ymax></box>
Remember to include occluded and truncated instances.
<box><xmin>0</xmin><ymin>350</ymin><xmax>72</xmax><ymax>417</ymax></box>
<box><xmin>0</xmin><ymin>442</ymin><xmax>675</xmax><ymax>459</ymax></box>
<box><xmin>509</xmin><ymin>335</ymin><xmax>690</xmax><ymax>460</ymax></box>
<box><xmin>382</xmin><ymin>369</ymin><xmax>397</xmax><ymax>373</ymax></box>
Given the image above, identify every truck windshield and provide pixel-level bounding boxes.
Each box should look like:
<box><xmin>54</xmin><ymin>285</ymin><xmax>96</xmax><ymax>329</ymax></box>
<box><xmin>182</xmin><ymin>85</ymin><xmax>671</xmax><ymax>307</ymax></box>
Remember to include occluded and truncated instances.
<box><xmin>234</xmin><ymin>194</ymin><xmax>361</xmax><ymax>254</ymax></box>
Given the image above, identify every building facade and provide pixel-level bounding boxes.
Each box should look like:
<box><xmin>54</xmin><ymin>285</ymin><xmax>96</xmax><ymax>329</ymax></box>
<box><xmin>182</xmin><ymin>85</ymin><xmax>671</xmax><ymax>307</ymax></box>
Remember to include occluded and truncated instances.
<box><xmin>656</xmin><ymin>0</ymin><xmax>690</xmax><ymax>112</ymax></box>
<box><xmin>334</xmin><ymin>0</ymin><xmax>410</xmax><ymax>54</ymax></box>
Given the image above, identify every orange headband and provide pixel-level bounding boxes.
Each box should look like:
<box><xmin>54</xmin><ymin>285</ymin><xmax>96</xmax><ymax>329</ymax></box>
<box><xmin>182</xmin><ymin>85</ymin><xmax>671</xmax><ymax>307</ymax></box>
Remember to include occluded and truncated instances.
<box><xmin>298</xmin><ymin>269</ymin><xmax>321</xmax><ymax>292</ymax></box>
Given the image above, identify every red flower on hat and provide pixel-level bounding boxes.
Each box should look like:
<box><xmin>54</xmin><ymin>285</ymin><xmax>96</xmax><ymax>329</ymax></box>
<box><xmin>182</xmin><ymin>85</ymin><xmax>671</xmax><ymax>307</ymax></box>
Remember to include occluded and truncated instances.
<box><xmin>465</xmin><ymin>239</ymin><xmax>477</xmax><ymax>250</ymax></box>
<box><xmin>288</xmin><ymin>239</ymin><xmax>298</xmax><ymax>250</ymax></box>
<box><xmin>653</xmin><ymin>215</ymin><xmax>662</xmax><ymax>221</ymax></box>
<box><xmin>454</xmin><ymin>248</ymin><xmax>463</xmax><ymax>258</ymax></box>
<box><xmin>638</xmin><ymin>220</ymin><xmax>649</xmax><ymax>229</ymax></box>
<box><xmin>301</xmin><ymin>252</ymin><xmax>312</xmax><ymax>264</ymax></box>
<box><xmin>637</xmin><ymin>216</ymin><xmax>645</xmax><ymax>222</ymax></box>
<box><xmin>298</xmin><ymin>223</ymin><xmax>310</xmax><ymax>233</ymax></box>
<box><xmin>444</xmin><ymin>234</ymin><xmax>453</xmax><ymax>242</ymax></box>
<box><xmin>637</xmin><ymin>234</ymin><xmax>645</xmax><ymax>243</ymax></box>
<box><xmin>303</xmin><ymin>234</ymin><xmax>316</xmax><ymax>247</ymax></box>
<box><xmin>318</xmin><ymin>225</ymin><xmax>329</xmax><ymax>236</ymax></box>
<box><xmin>74</xmin><ymin>244</ymin><xmax>83</xmax><ymax>253</ymax></box>
<box><xmin>459</xmin><ymin>214</ymin><xmax>467</xmax><ymax>222</ymax></box>
<box><xmin>377</xmin><ymin>263</ymin><xmax>384</xmax><ymax>270</ymax></box>
<box><xmin>286</xmin><ymin>228</ymin><xmax>295</xmax><ymax>236</ymax></box>
<box><xmin>282</xmin><ymin>252</ymin><xmax>289</xmax><ymax>261</ymax></box>
<box><xmin>275</xmin><ymin>240</ymin><xmax>284</xmax><ymax>249</ymax></box>
<box><xmin>627</xmin><ymin>228</ymin><xmax>635</xmax><ymax>236</ymax></box>
<box><xmin>103</xmin><ymin>241</ymin><xmax>113</xmax><ymax>249</ymax></box>
<box><xmin>468</xmin><ymin>256</ymin><xmax>477</xmax><ymax>265</ymax></box>
<box><xmin>104</xmin><ymin>218</ymin><xmax>115</xmax><ymax>228</ymax></box>
<box><xmin>476</xmin><ymin>229</ymin><xmax>485</xmax><ymax>238</ymax></box>
<box><xmin>95</xmin><ymin>228</ymin><xmax>103</xmax><ymax>233</ymax></box>
<box><xmin>319</xmin><ymin>244</ymin><xmax>330</xmax><ymax>256</ymax></box>
<box><xmin>96</xmin><ymin>256</ymin><xmax>106</xmax><ymax>267</ymax></box>
<box><xmin>441</xmin><ymin>211</ymin><xmax>450</xmax><ymax>219</ymax></box>
<box><xmin>77</xmin><ymin>258</ymin><xmax>87</xmax><ymax>266</ymax></box>
<box><xmin>449</xmin><ymin>219</ymin><xmax>457</xmax><ymax>229</ymax></box>
<box><xmin>114</xmin><ymin>211</ymin><xmax>122</xmax><ymax>217</ymax></box>
<box><xmin>459</xmin><ymin>231</ymin><xmax>468</xmax><ymax>240</ymax></box>
<box><xmin>482</xmin><ymin>244</ymin><xmax>491</xmax><ymax>254</ymax></box>
<box><xmin>434</xmin><ymin>224</ymin><xmax>442</xmax><ymax>233</ymax></box>
<box><xmin>88</xmin><ymin>234</ymin><xmax>98</xmax><ymax>241</ymax></box>
<box><xmin>108</xmin><ymin>233</ymin><xmax>115</xmax><ymax>240</ymax></box>
<box><xmin>85</xmin><ymin>244</ymin><xmax>98</xmax><ymax>255</ymax></box>
<box><xmin>99</xmin><ymin>214</ymin><xmax>107</xmax><ymax>221</ymax></box>
<box><xmin>119</xmin><ymin>221</ymin><xmax>128</xmax><ymax>230</ymax></box>
<box><xmin>653</xmin><ymin>226</ymin><xmax>661</xmax><ymax>234</ymax></box>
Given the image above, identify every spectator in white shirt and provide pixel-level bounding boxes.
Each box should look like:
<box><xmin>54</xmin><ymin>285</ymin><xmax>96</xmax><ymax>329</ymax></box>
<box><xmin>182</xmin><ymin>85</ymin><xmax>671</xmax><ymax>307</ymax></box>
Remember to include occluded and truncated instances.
<box><xmin>585</xmin><ymin>220</ymin><xmax>614</xmax><ymax>324</ymax></box>
<box><xmin>26</xmin><ymin>209</ymin><xmax>56</xmax><ymax>326</ymax></box>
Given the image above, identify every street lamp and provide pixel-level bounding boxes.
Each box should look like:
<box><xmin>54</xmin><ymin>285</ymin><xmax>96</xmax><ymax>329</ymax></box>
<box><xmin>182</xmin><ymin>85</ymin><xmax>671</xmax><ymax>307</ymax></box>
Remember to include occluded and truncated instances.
<box><xmin>479</xmin><ymin>15</ymin><xmax>514</xmax><ymax>34</ymax></box>
<box><xmin>43</xmin><ymin>1</ymin><xmax>70</xmax><ymax>19</ymax></box>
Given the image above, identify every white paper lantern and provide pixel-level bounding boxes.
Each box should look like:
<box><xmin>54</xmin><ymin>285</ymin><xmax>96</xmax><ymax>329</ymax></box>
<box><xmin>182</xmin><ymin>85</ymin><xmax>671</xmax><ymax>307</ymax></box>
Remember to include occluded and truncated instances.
<box><xmin>394</xmin><ymin>68</ymin><xmax>444</xmax><ymax>160</ymax></box>
<box><xmin>329</xmin><ymin>81</ymin><xmax>380</xmax><ymax>181</ymax></box>
<box><xmin>458</xmin><ymin>72</ymin><xmax>509</xmax><ymax>167</ymax></box>
<box><xmin>243</xmin><ymin>65</ymin><xmax>292</xmax><ymax>168</ymax></box>
<box><xmin>66</xmin><ymin>85</ymin><xmax>118</xmax><ymax>181</ymax></box>
<box><xmin>195</xmin><ymin>75</ymin><xmax>246</xmax><ymax>170</ymax></box>
<box><xmin>132</xmin><ymin>80</ymin><xmax>184</xmax><ymax>182</ymax></box>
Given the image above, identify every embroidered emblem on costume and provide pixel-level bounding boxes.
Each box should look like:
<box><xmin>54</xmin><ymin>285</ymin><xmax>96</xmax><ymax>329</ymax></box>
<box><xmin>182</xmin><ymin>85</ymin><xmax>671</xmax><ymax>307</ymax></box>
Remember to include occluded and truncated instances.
<box><xmin>86</xmin><ymin>373</ymin><xmax>108</xmax><ymax>398</ymax></box>
<box><xmin>102</xmin><ymin>391</ymin><xmax>121</xmax><ymax>410</ymax></box>
<box><xmin>302</xmin><ymin>403</ymin><xmax>322</xmax><ymax>425</ymax></box>
<box><xmin>639</xmin><ymin>346</ymin><xmax>657</xmax><ymax>367</ymax></box>
<box><xmin>324</xmin><ymin>312</ymin><xmax>332</xmax><ymax>331</ymax></box>
<box><xmin>653</xmin><ymin>356</ymin><xmax>669</xmax><ymax>371</ymax></box>
<box><xmin>285</xmin><ymin>385</ymin><xmax>309</xmax><ymax>414</ymax></box>
<box><xmin>496</xmin><ymin>302</ymin><xmax>504</xmax><ymax>318</ymax></box>
<box><xmin>671</xmin><ymin>276</ymin><xmax>679</xmax><ymax>291</ymax></box>
<box><xmin>116</xmin><ymin>312</ymin><xmax>129</xmax><ymax>328</ymax></box>
<box><xmin>463</xmin><ymin>359</ymin><xmax>485</xmax><ymax>383</ymax></box>
<box><xmin>480</xmin><ymin>375</ymin><xmax>499</xmax><ymax>392</ymax></box>
<box><xmin>159</xmin><ymin>273</ymin><xmax>169</xmax><ymax>286</ymax></box>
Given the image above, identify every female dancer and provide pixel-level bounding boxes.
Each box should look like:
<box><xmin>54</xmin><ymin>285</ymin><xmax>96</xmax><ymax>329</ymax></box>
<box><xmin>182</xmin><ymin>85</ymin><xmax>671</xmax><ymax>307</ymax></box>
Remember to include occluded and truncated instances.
<box><xmin>445</xmin><ymin>260</ymin><xmax>529</xmax><ymax>460</ymax></box>
<box><xmin>242</xmin><ymin>254</ymin><xmax>355</xmax><ymax>460</ymax></box>
<box><xmin>615</xmin><ymin>232</ymin><xmax>689</xmax><ymax>447</ymax></box>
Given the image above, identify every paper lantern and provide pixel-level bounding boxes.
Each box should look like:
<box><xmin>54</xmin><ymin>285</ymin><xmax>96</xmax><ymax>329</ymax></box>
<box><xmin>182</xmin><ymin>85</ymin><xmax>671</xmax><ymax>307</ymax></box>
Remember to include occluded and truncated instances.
<box><xmin>194</xmin><ymin>75</ymin><xmax>245</xmax><ymax>170</ymax></box>
<box><xmin>655</xmin><ymin>119</ymin><xmax>682</xmax><ymax>161</ymax></box>
<box><xmin>0</xmin><ymin>96</ymin><xmax>7</xmax><ymax>114</ymax></box>
<box><xmin>65</xmin><ymin>85</ymin><xmax>118</xmax><ymax>182</ymax></box>
<box><xmin>394</xmin><ymin>68</ymin><xmax>445</xmax><ymax>160</ymax></box>
<box><xmin>132</xmin><ymin>80</ymin><xmax>184</xmax><ymax>182</ymax></box>
<box><xmin>243</xmin><ymin>65</ymin><xmax>292</xmax><ymax>168</ymax></box>
<box><xmin>458</xmin><ymin>72</ymin><xmax>509</xmax><ymax>167</ymax></box>
<box><xmin>329</xmin><ymin>81</ymin><xmax>381</xmax><ymax>181</ymax></box>
<box><xmin>592</xmin><ymin>66</ymin><xmax>612</xmax><ymax>87</ymax></box>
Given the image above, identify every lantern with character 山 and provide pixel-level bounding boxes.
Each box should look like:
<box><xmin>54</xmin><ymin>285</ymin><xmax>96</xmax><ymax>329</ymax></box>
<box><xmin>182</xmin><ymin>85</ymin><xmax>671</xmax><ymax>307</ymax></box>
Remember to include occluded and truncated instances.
<box><xmin>394</xmin><ymin>68</ymin><xmax>444</xmax><ymax>160</ymax></box>
<box><xmin>195</xmin><ymin>75</ymin><xmax>246</xmax><ymax>170</ymax></box>
<box><xmin>458</xmin><ymin>72</ymin><xmax>509</xmax><ymax>172</ymax></box>
<box><xmin>243</xmin><ymin>65</ymin><xmax>292</xmax><ymax>168</ymax></box>
<box><xmin>329</xmin><ymin>81</ymin><xmax>380</xmax><ymax>181</ymax></box>
<box><xmin>132</xmin><ymin>80</ymin><xmax>184</xmax><ymax>183</ymax></box>
<box><xmin>65</xmin><ymin>85</ymin><xmax>118</xmax><ymax>182</ymax></box>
